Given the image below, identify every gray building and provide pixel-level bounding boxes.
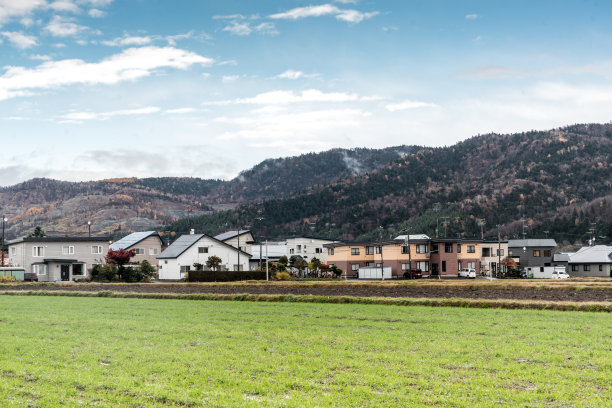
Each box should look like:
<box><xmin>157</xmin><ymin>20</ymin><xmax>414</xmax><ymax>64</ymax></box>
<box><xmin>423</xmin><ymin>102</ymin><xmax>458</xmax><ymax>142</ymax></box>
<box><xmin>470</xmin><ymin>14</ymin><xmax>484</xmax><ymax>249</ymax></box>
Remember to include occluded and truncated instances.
<box><xmin>7</xmin><ymin>236</ymin><xmax>111</xmax><ymax>281</ymax></box>
<box><xmin>508</xmin><ymin>239</ymin><xmax>557</xmax><ymax>268</ymax></box>
<box><xmin>568</xmin><ymin>245</ymin><xmax>612</xmax><ymax>277</ymax></box>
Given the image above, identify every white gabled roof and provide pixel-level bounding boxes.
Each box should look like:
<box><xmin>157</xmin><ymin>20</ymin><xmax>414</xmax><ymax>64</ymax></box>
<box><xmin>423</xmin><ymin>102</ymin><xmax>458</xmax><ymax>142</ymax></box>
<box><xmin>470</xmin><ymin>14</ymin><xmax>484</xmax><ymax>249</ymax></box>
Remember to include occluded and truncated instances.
<box><xmin>568</xmin><ymin>245</ymin><xmax>612</xmax><ymax>264</ymax></box>
<box><xmin>214</xmin><ymin>230</ymin><xmax>251</xmax><ymax>241</ymax></box>
<box><xmin>110</xmin><ymin>231</ymin><xmax>159</xmax><ymax>251</ymax></box>
<box><xmin>394</xmin><ymin>234</ymin><xmax>430</xmax><ymax>241</ymax></box>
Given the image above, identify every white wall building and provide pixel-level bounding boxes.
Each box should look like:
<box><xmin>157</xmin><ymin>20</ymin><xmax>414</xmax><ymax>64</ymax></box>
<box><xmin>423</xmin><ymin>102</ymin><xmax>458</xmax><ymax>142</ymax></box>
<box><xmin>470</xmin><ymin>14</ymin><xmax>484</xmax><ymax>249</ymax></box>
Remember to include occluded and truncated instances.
<box><xmin>286</xmin><ymin>236</ymin><xmax>335</xmax><ymax>263</ymax></box>
<box><xmin>157</xmin><ymin>233</ymin><xmax>251</xmax><ymax>280</ymax></box>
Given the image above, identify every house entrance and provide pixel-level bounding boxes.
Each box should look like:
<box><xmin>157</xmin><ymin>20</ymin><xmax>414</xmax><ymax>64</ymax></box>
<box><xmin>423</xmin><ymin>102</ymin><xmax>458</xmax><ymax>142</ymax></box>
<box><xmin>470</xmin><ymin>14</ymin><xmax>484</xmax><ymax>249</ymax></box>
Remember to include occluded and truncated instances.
<box><xmin>61</xmin><ymin>265</ymin><xmax>70</xmax><ymax>281</ymax></box>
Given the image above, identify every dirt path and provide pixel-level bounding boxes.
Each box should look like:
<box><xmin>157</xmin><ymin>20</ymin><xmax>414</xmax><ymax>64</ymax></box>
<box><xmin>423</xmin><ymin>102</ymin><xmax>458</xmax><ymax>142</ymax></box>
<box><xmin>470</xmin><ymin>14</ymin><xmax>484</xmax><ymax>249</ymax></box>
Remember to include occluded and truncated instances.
<box><xmin>2</xmin><ymin>283</ymin><xmax>611</xmax><ymax>302</ymax></box>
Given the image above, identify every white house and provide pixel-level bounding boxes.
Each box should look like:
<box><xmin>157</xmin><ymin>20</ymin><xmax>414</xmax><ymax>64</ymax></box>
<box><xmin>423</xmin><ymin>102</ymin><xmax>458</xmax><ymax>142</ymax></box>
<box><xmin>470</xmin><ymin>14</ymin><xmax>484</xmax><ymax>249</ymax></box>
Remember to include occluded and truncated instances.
<box><xmin>286</xmin><ymin>236</ymin><xmax>335</xmax><ymax>263</ymax></box>
<box><xmin>157</xmin><ymin>233</ymin><xmax>251</xmax><ymax>280</ymax></box>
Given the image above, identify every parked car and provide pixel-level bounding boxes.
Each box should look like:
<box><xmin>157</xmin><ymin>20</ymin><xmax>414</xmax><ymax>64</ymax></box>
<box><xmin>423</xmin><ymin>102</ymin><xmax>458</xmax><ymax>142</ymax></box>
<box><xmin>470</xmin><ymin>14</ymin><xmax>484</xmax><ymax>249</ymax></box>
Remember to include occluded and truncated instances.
<box><xmin>403</xmin><ymin>270</ymin><xmax>423</xmax><ymax>279</ymax></box>
<box><xmin>551</xmin><ymin>271</ymin><xmax>570</xmax><ymax>279</ymax></box>
<box><xmin>23</xmin><ymin>272</ymin><xmax>38</xmax><ymax>282</ymax></box>
<box><xmin>458</xmin><ymin>268</ymin><xmax>476</xmax><ymax>278</ymax></box>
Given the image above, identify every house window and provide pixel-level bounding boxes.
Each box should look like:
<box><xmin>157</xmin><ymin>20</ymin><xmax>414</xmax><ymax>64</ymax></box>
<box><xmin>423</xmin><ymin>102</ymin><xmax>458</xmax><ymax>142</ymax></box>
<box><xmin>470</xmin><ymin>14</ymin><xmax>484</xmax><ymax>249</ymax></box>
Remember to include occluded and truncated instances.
<box><xmin>457</xmin><ymin>244</ymin><xmax>462</xmax><ymax>253</ymax></box>
<box><xmin>445</xmin><ymin>243</ymin><xmax>453</xmax><ymax>253</ymax></box>
<box><xmin>365</xmin><ymin>246</ymin><xmax>374</xmax><ymax>255</ymax></box>
<box><xmin>32</xmin><ymin>246</ymin><xmax>44</xmax><ymax>257</ymax></box>
<box><xmin>376</xmin><ymin>246</ymin><xmax>382</xmax><ymax>254</ymax></box>
<box><xmin>351</xmin><ymin>248</ymin><xmax>360</xmax><ymax>255</ymax></box>
<box><xmin>134</xmin><ymin>248</ymin><xmax>145</xmax><ymax>255</ymax></box>
<box><xmin>497</xmin><ymin>249</ymin><xmax>504</xmax><ymax>256</ymax></box>
<box><xmin>10</xmin><ymin>247</ymin><xmax>16</xmax><ymax>256</ymax></box>
<box><xmin>73</xmin><ymin>264</ymin><xmax>84</xmax><ymax>276</ymax></box>
<box><xmin>416</xmin><ymin>261</ymin><xmax>429</xmax><ymax>272</ymax></box>
<box><xmin>365</xmin><ymin>262</ymin><xmax>374</xmax><ymax>267</ymax></box>
<box><xmin>296</xmin><ymin>245</ymin><xmax>302</xmax><ymax>251</ymax></box>
<box><xmin>583</xmin><ymin>265</ymin><xmax>590</xmax><ymax>271</ymax></box>
<box><xmin>351</xmin><ymin>264</ymin><xmax>359</xmax><ymax>271</ymax></box>
<box><xmin>458</xmin><ymin>260</ymin><xmax>462</xmax><ymax>270</ymax></box>
<box><xmin>442</xmin><ymin>261</ymin><xmax>446</xmax><ymax>272</ymax></box>
<box><xmin>315</xmin><ymin>248</ymin><xmax>322</xmax><ymax>254</ymax></box>
<box><xmin>571</xmin><ymin>265</ymin><xmax>578</xmax><ymax>271</ymax></box>
<box><xmin>599</xmin><ymin>265</ymin><xmax>603</xmax><ymax>271</ymax></box>
<box><xmin>544</xmin><ymin>250</ymin><xmax>551</xmax><ymax>257</ymax></box>
<box><xmin>481</xmin><ymin>248</ymin><xmax>491</xmax><ymax>257</ymax></box>
<box><xmin>416</xmin><ymin>244</ymin><xmax>428</xmax><ymax>254</ymax></box>
<box><xmin>198</xmin><ymin>247</ymin><xmax>209</xmax><ymax>254</ymax></box>
<box><xmin>431</xmin><ymin>244</ymin><xmax>438</xmax><ymax>253</ymax></box>
<box><xmin>401</xmin><ymin>246</ymin><xmax>409</xmax><ymax>254</ymax></box>
<box><xmin>33</xmin><ymin>264</ymin><xmax>46</xmax><ymax>275</ymax></box>
<box><xmin>467</xmin><ymin>262</ymin><xmax>476</xmax><ymax>269</ymax></box>
<box><xmin>91</xmin><ymin>245</ymin><xmax>103</xmax><ymax>254</ymax></box>
<box><xmin>533</xmin><ymin>250</ymin><xmax>541</xmax><ymax>257</ymax></box>
<box><xmin>289</xmin><ymin>248</ymin><xmax>294</xmax><ymax>254</ymax></box>
<box><xmin>180</xmin><ymin>265</ymin><xmax>191</xmax><ymax>273</ymax></box>
<box><xmin>376</xmin><ymin>263</ymin><xmax>382</xmax><ymax>267</ymax></box>
<box><xmin>327</xmin><ymin>248</ymin><xmax>334</xmax><ymax>255</ymax></box>
<box><xmin>467</xmin><ymin>245</ymin><xmax>475</xmax><ymax>253</ymax></box>
<box><xmin>149</xmin><ymin>248</ymin><xmax>158</xmax><ymax>255</ymax></box>
<box><xmin>401</xmin><ymin>263</ymin><xmax>410</xmax><ymax>270</ymax></box>
<box><xmin>62</xmin><ymin>246</ymin><xmax>74</xmax><ymax>255</ymax></box>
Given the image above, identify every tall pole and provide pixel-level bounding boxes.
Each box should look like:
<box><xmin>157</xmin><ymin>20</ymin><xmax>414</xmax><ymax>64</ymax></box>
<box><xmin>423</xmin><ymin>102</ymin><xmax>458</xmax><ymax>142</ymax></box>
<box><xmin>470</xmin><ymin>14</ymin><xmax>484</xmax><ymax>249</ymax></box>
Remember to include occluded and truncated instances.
<box><xmin>1</xmin><ymin>216</ymin><xmax>6</xmax><ymax>267</ymax></box>
<box><xmin>265</xmin><ymin>240</ymin><xmax>269</xmax><ymax>281</ymax></box>
<box><xmin>87</xmin><ymin>221</ymin><xmax>91</xmax><ymax>238</ymax></box>
<box><xmin>404</xmin><ymin>231</ymin><xmax>411</xmax><ymax>277</ymax></box>
<box><xmin>379</xmin><ymin>226</ymin><xmax>384</xmax><ymax>281</ymax></box>
<box><xmin>497</xmin><ymin>224</ymin><xmax>501</xmax><ymax>278</ymax></box>
<box><xmin>237</xmin><ymin>228</ymin><xmax>240</xmax><ymax>272</ymax></box>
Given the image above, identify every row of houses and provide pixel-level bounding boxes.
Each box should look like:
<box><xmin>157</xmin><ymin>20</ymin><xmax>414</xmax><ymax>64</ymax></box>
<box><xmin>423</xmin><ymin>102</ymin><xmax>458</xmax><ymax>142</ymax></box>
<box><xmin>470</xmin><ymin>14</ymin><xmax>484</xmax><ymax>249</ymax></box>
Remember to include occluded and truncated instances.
<box><xmin>2</xmin><ymin>229</ymin><xmax>611</xmax><ymax>281</ymax></box>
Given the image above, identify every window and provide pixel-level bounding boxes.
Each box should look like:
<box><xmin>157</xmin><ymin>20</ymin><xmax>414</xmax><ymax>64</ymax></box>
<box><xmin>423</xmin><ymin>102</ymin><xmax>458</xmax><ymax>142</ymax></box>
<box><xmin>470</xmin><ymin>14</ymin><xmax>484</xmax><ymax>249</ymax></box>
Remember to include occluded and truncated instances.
<box><xmin>416</xmin><ymin>244</ymin><xmax>428</xmax><ymax>254</ymax></box>
<box><xmin>376</xmin><ymin>246</ymin><xmax>382</xmax><ymax>254</ymax></box>
<box><xmin>376</xmin><ymin>263</ymin><xmax>382</xmax><ymax>267</ymax></box>
<box><xmin>10</xmin><ymin>247</ymin><xmax>16</xmax><ymax>256</ymax></box>
<box><xmin>599</xmin><ymin>265</ymin><xmax>603</xmax><ymax>271</ymax></box>
<box><xmin>445</xmin><ymin>243</ymin><xmax>453</xmax><ymax>253</ymax></box>
<box><xmin>198</xmin><ymin>247</ymin><xmax>209</xmax><ymax>254</ymax></box>
<box><xmin>32</xmin><ymin>246</ymin><xmax>44</xmax><ymax>257</ymax></box>
<box><xmin>33</xmin><ymin>264</ymin><xmax>46</xmax><ymax>275</ymax></box>
<box><xmin>296</xmin><ymin>245</ymin><xmax>302</xmax><ymax>251</ymax></box>
<box><xmin>315</xmin><ymin>248</ymin><xmax>322</xmax><ymax>254</ymax></box>
<box><xmin>365</xmin><ymin>262</ymin><xmax>374</xmax><ymax>267</ymax></box>
<box><xmin>149</xmin><ymin>248</ymin><xmax>158</xmax><ymax>255</ymax></box>
<box><xmin>91</xmin><ymin>245</ymin><xmax>103</xmax><ymax>254</ymax></box>
<box><xmin>533</xmin><ymin>250</ymin><xmax>541</xmax><ymax>257</ymax></box>
<box><xmin>481</xmin><ymin>248</ymin><xmax>491</xmax><ymax>257</ymax></box>
<box><xmin>134</xmin><ymin>248</ymin><xmax>145</xmax><ymax>255</ymax></box>
<box><xmin>62</xmin><ymin>246</ymin><xmax>74</xmax><ymax>255</ymax></box>
<box><xmin>327</xmin><ymin>248</ymin><xmax>334</xmax><ymax>255</ymax></box>
<box><xmin>416</xmin><ymin>261</ymin><xmax>429</xmax><ymax>272</ymax></box>
<box><xmin>351</xmin><ymin>248</ymin><xmax>360</xmax><ymax>255</ymax></box>
<box><xmin>431</xmin><ymin>244</ymin><xmax>438</xmax><ymax>253</ymax></box>
<box><xmin>571</xmin><ymin>265</ymin><xmax>578</xmax><ymax>271</ymax></box>
<box><xmin>401</xmin><ymin>263</ymin><xmax>410</xmax><ymax>270</ymax></box>
<box><xmin>583</xmin><ymin>265</ymin><xmax>590</xmax><ymax>271</ymax></box>
<box><xmin>544</xmin><ymin>250</ymin><xmax>551</xmax><ymax>257</ymax></box>
<box><xmin>401</xmin><ymin>246</ymin><xmax>409</xmax><ymax>254</ymax></box>
<box><xmin>467</xmin><ymin>261</ymin><xmax>476</xmax><ymax>269</ymax></box>
<box><xmin>497</xmin><ymin>249</ymin><xmax>504</xmax><ymax>256</ymax></box>
<box><xmin>365</xmin><ymin>246</ymin><xmax>374</xmax><ymax>255</ymax></box>
<box><xmin>467</xmin><ymin>245</ymin><xmax>475</xmax><ymax>253</ymax></box>
<box><xmin>458</xmin><ymin>260</ymin><xmax>462</xmax><ymax>270</ymax></box>
<box><xmin>442</xmin><ymin>261</ymin><xmax>446</xmax><ymax>272</ymax></box>
<box><xmin>457</xmin><ymin>244</ymin><xmax>462</xmax><ymax>253</ymax></box>
<box><xmin>180</xmin><ymin>265</ymin><xmax>190</xmax><ymax>273</ymax></box>
<box><xmin>289</xmin><ymin>248</ymin><xmax>294</xmax><ymax>254</ymax></box>
<box><xmin>351</xmin><ymin>264</ymin><xmax>359</xmax><ymax>271</ymax></box>
<box><xmin>73</xmin><ymin>264</ymin><xmax>84</xmax><ymax>276</ymax></box>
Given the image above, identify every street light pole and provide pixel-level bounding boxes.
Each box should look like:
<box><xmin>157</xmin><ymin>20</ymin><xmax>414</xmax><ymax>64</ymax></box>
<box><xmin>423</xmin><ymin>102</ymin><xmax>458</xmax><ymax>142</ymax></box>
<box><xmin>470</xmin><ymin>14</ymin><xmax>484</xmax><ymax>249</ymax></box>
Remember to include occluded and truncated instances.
<box><xmin>1</xmin><ymin>216</ymin><xmax>6</xmax><ymax>267</ymax></box>
<box><xmin>87</xmin><ymin>221</ymin><xmax>91</xmax><ymax>238</ymax></box>
<box><xmin>237</xmin><ymin>227</ymin><xmax>240</xmax><ymax>272</ymax></box>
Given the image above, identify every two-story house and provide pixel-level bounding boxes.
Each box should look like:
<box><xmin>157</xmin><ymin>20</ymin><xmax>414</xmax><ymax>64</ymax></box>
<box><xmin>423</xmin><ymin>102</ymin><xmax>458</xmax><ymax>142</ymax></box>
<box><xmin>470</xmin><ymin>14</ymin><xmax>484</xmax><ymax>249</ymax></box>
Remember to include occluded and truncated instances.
<box><xmin>286</xmin><ymin>236</ymin><xmax>334</xmax><ymax>263</ymax></box>
<box><xmin>508</xmin><ymin>239</ymin><xmax>557</xmax><ymax>268</ymax></box>
<box><xmin>324</xmin><ymin>241</ymin><xmax>382</xmax><ymax>278</ymax></box>
<box><xmin>386</xmin><ymin>235</ymin><xmax>431</xmax><ymax>276</ymax></box>
<box><xmin>109</xmin><ymin>231</ymin><xmax>164</xmax><ymax>268</ymax></box>
<box><xmin>7</xmin><ymin>236</ymin><xmax>111</xmax><ymax>281</ymax></box>
<box><xmin>214</xmin><ymin>230</ymin><xmax>255</xmax><ymax>256</ymax></box>
<box><xmin>479</xmin><ymin>240</ymin><xmax>509</xmax><ymax>276</ymax></box>
<box><xmin>429</xmin><ymin>238</ymin><xmax>482</xmax><ymax>276</ymax></box>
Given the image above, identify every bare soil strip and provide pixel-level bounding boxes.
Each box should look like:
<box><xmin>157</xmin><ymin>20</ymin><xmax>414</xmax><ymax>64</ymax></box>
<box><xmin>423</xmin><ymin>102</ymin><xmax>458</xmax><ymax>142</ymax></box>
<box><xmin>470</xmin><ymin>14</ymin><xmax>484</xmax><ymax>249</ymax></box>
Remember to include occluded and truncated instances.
<box><xmin>1</xmin><ymin>281</ymin><xmax>611</xmax><ymax>302</ymax></box>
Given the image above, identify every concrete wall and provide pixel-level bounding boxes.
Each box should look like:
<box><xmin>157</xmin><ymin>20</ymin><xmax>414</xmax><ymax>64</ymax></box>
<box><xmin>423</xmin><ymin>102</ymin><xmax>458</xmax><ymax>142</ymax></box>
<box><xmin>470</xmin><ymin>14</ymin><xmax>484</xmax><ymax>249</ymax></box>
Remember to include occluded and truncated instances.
<box><xmin>286</xmin><ymin>237</ymin><xmax>332</xmax><ymax>263</ymax></box>
<box><xmin>127</xmin><ymin>235</ymin><xmax>163</xmax><ymax>268</ymax></box>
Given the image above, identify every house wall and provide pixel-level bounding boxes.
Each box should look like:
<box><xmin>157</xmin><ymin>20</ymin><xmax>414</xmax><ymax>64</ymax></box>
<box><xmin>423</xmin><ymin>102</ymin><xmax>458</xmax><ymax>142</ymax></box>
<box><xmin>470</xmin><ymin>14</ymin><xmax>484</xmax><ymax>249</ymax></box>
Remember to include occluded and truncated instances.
<box><xmin>508</xmin><ymin>246</ymin><xmax>555</xmax><ymax>268</ymax></box>
<box><xmin>326</xmin><ymin>244</ymin><xmax>377</xmax><ymax>277</ymax></box>
<box><xmin>479</xmin><ymin>242</ymin><xmax>509</xmax><ymax>275</ymax></box>
<box><xmin>383</xmin><ymin>241</ymin><xmax>431</xmax><ymax>275</ymax></box>
<box><xmin>286</xmin><ymin>238</ymin><xmax>332</xmax><ymax>263</ymax></box>
<box><xmin>158</xmin><ymin>236</ymin><xmax>250</xmax><ymax>280</ymax></box>
<box><xmin>8</xmin><ymin>240</ymin><xmax>109</xmax><ymax>281</ymax></box>
<box><xmin>430</xmin><ymin>241</ymin><xmax>481</xmax><ymax>276</ymax></box>
<box><xmin>568</xmin><ymin>263</ymin><xmax>612</xmax><ymax>277</ymax></box>
<box><xmin>126</xmin><ymin>236</ymin><xmax>163</xmax><ymax>267</ymax></box>
<box><xmin>222</xmin><ymin>232</ymin><xmax>254</xmax><ymax>255</ymax></box>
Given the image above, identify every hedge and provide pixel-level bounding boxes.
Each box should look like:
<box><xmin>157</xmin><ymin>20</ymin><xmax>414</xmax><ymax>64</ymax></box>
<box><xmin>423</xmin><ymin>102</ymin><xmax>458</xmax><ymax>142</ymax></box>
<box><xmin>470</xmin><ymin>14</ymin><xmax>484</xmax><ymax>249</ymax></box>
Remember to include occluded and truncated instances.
<box><xmin>187</xmin><ymin>270</ymin><xmax>267</xmax><ymax>282</ymax></box>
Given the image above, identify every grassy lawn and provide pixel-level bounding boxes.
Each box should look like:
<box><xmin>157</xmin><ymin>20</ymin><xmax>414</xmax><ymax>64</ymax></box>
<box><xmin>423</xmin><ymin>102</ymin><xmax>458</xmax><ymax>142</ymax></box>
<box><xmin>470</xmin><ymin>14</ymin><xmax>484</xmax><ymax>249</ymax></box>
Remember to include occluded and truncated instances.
<box><xmin>0</xmin><ymin>297</ymin><xmax>609</xmax><ymax>407</ymax></box>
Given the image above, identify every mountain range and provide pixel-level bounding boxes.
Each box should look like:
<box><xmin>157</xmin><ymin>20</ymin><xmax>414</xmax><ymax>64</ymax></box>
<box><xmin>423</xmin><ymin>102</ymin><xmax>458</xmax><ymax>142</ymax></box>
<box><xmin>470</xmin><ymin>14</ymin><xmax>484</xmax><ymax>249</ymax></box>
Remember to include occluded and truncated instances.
<box><xmin>2</xmin><ymin>123</ymin><xmax>611</xmax><ymax>247</ymax></box>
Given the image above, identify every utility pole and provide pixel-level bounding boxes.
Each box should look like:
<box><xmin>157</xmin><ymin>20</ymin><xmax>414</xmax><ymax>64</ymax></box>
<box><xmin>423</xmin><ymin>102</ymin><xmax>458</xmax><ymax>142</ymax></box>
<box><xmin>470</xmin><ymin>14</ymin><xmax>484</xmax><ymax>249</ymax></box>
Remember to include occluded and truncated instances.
<box><xmin>497</xmin><ymin>224</ymin><xmax>501</xmax><ymax>278</ymax></box>
<box><xmin>588</xmin><ymin>223</ymin><xmax>596</xmax><ymax>246</ymax></box>
<box><xmin>186</xmin><ymin>207</ymin><xmax>192</xmax><ymax>233</ymax></box>
<box><xmin>265</xmin><ymin>240</ymin><xmax>269</xmax><ymax>281</ymax></box>
<box><xmin>441</xmin><ymin>217</ymin><xmax>450</xmax><ymax>238</ymax></box>
<box><xmin>1</xmin><ymin>216</ymin><xmax>6</xmax><ymax>267</ymax></box>
<box><xmin>478</xmin><ymin>219</ymin><xmax>486</xmax><ymax>240</ymax></box>
<box><xmin>521</xmin><ymin>219</ymin><xmax>527</xmax><ymax>240</ymax></box>
<box><xmin>237</xmin><ymin>227</ymin><xmax>240</xmax><ymax>272</ymax></box>
<box><xmin>379</xmin><ymin>226</ymin><xmax>384</xmax><ymax>281</ymax></box>
<box><xmin>255</xmin><ymin>212</ymin><xmax>264</xmax><ymax>271</ymax></box>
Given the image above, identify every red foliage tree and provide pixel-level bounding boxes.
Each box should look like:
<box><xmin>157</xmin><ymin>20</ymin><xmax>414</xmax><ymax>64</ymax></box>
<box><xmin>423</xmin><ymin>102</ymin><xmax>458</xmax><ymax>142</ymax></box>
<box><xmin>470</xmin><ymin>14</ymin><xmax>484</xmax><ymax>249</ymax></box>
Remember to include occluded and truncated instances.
<box><xmin>105</xmin><ymin>248</ymin><xmax>136</xmax><ymax>268</ymax></box>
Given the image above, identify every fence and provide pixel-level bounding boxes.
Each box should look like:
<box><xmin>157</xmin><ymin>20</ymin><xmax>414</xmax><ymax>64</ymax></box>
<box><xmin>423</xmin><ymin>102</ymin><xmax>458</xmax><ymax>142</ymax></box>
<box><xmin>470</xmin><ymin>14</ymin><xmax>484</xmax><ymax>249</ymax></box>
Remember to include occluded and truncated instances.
<box><xmin>187</xmin><ymin>270</ymin><xmax>267</xmax><ymax>282</ymax></box>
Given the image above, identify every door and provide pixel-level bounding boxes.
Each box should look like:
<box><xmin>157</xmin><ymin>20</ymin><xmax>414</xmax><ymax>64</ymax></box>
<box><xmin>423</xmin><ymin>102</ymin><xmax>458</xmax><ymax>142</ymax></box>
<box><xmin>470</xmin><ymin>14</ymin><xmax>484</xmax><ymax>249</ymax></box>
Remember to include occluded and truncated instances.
<box><xmin>61</xmin><ymin>265</ymin><xmax>70</xmax><ymax>281</ymax></box>
<box><xmin>432</xmin><ymin>263</ymin><xmax>439</xmax><ymax>275</ymax></box>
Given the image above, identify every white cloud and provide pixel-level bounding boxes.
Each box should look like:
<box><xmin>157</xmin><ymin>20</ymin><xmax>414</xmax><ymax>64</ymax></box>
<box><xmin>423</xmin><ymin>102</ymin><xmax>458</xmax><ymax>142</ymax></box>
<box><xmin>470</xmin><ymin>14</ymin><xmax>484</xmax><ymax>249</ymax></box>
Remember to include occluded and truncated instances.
<box><xmin>49</xmin><ymin>1</ymin><xmax>81</xmax><ymax>13</ymax></box>
<box><xmin>101</xmin><ymin>35</ymin><xmax>151</xmax><ymax>46</ymax></box>
<box><xmin>276</xmin><ymin>69</ymin><xmax>304</xmax><ymax>80</ymax></box>
<box><xmin>29</xmin><ymin>53</ymin><xmax>50</xmax><ymax>60</ymax></box>
<box><xmin>164</xmin><ymin>107</ymin><xmax>197</xmax><ymax>114</ymax></box>
<box><xmin>45</xmin><ymin>15</ymin><xmax>88</xmax><ymax>37</ymax></box>
<box><xmin>385</xmin><ymin>100</ymin><xmax>437</xmax><ymax>112</ymax></box>
<box><xmin>465</xmin><ymin>14</ymin><xmax>479</xmax><ymax>20</ymax></box>
<box><xmin>0</xmin><ymin>0</ymin><xmax>46</xmax><ymax>25</ymax></box>
<box><xmin>222</xmin><ymin>75</ymin><xmax>240</xmax><ymax>83</ymax></box>
<box><xmin>60</xmin><ymin>106</ymin><xmax>160</xmax><ymax>122</ymax></box>
<box><xmin>1</xmin><ymin>31</ymin><xmax>37</xmax><ymax>49</ymax></box>
<box><xmin>0</xmin><ymin>46</ymin><xmax>213</xmax><ymax>101</ymax></box>
<box><xmin>269</xmin><ymin>4</ymin><xmax>378</xmax><ymax>23</ymax></box>
<box><xmin>233</xmin><ymin>89</ymin><xmax>361</xmax><ymax>105</ymax></box>
<box><xmin>88</xmin><ymin>8</ymin><xmax>106</xmax><ymax>18</ymax></box>
<box><xmin>222</xmin><ymin>20</ymin><xmax>277</xmax><ymax>36</ymax></box>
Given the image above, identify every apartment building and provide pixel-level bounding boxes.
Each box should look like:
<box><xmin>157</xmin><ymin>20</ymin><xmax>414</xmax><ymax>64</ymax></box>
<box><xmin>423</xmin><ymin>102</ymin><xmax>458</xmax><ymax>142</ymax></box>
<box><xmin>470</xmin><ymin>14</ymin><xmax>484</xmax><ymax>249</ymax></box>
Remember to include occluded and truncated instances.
<box><xmin>324</xmin><ymin>241</ymin><xmax>382</xmax><ymax>278</ymax></box>
<box><xmin>480</xmin><ymin>240</ymin><xmax>509</xmax><ymax>276</ymax></box>
<box><xmin>286</xmin><ymin>236</ymin><xmax>334</xmax><ymax>263</ymax></box>
<box><xmin>429</xmin><ymin>238</ymin><xmax>482</xmax><ymax>276</ymax></box>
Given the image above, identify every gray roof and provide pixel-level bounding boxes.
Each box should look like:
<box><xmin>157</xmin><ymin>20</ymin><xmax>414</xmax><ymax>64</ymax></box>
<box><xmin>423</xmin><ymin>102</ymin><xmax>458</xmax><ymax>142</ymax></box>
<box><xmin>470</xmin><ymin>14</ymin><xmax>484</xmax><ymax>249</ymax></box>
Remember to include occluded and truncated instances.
<box><xmin>394</xmin><ymin>234</ymin><xmax>431</xmax><ymax>241</ymax></box>
<box><xmin>110</xmin><ymin>231</ymin><xmax>160</xmax><ymax>251</ymax></box>
<box><xmin>214</xmin><ymin>230</ymin><xmax>251</xmax><ymax>242</ymax></box>
<box><xmin>508</xmin><ymin>239</ymin><xmax>557</xmax><ymax>248</ymax></box>
<box><xmin>553</xmin><ymin>253</ymin><xmax>571</xmax><ymax>262</ymax></box>
<box><xmin>250</xmin><ymin>242</ymin><xmax>287</xmax><ymax>260</ymax></box>
<box><xmin>8</xmin><ymin>236</ymin><xmax>111</xmax><ymax>244</ymax></box>
<box><xmin>158</xmin><ymin>233</ymin><xmax>252</xmax><ymax>259</ymax></box>
<box><xmin>568</xmin><ymin>245</ymin><xmax>612</xmax><ymax>264</ymax></box>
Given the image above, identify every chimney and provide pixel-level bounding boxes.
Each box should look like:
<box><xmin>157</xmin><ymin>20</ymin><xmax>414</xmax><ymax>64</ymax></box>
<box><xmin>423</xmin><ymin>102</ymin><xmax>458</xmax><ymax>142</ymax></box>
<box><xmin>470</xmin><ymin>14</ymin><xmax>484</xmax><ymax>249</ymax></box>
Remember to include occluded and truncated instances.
<box><xmin>190</xmin><ymin>229</ymin><xmax>195</xmax><ymax>235</ymax></box>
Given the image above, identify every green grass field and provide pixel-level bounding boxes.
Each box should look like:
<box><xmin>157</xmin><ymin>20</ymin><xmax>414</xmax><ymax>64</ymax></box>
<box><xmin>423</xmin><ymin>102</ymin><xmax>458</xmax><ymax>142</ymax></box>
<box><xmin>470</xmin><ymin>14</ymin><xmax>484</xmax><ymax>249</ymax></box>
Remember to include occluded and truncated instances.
<box><xmin>0</xmin><ymin>296</ymin><xmax>609</xmax><ymax>407</ymax></box>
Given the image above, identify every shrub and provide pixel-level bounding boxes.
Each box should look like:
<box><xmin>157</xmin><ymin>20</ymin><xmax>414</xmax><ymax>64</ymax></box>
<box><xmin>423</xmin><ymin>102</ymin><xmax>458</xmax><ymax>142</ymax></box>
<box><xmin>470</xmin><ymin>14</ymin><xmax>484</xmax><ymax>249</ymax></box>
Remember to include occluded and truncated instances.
<box><xmin>91</xmin><ymin>265</ymin><xmax>117</xmax><ymax>282</ymax></box>
<box><xmin>0</xmin><ymin>275</ymin><xmax>15</xmax><ymax>283</ymax></box>
<box><xmin>274</xmin><ymin>272</ymin><xmax>291</xmax><ymax>281</ymax></box>
<box><xmin>187</xmin><ymin>270</ymin><xmax>267</xmax><ymax>282</ymax></box>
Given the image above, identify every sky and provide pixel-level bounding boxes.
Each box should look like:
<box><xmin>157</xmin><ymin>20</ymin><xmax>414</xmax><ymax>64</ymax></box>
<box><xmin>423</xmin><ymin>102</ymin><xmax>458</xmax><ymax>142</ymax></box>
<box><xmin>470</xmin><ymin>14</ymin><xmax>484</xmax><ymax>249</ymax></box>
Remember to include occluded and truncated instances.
<box><xmin>1</xmin><ymin>0</ymin><xmax>612</xmax><ymax>186</ymax></box>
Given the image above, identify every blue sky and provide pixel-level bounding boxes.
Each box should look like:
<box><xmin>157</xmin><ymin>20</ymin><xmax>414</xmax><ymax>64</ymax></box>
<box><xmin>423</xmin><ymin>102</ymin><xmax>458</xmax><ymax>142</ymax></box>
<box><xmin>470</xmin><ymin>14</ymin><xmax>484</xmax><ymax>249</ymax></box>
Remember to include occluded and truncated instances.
<box><xmin>1</xmin><ymin>0</ymin><xmax>612</xmax><ymax>185</ymax></box>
